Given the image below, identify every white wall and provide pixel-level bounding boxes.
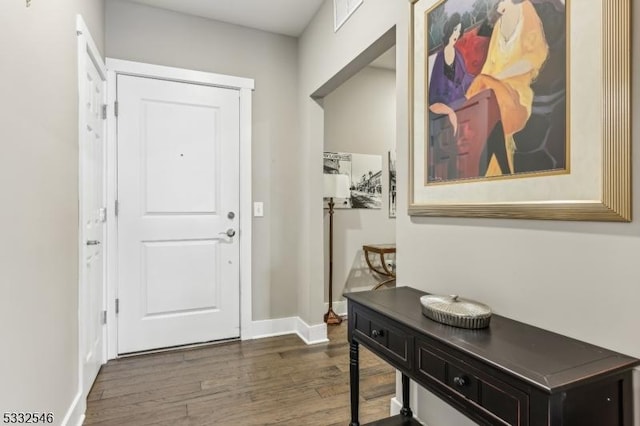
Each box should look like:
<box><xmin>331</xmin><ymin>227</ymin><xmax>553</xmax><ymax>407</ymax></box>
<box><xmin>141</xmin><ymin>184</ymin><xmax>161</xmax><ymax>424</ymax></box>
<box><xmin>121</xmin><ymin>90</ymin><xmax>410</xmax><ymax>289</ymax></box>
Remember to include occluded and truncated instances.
<box><xmin>105</xmin><ymin>0</ymin><xmax>301</xmax><ymax>320</ymax></box>
<box><xmin>323</xmin><ymin>66</ymin><xmax>396</xmax><ymax>306</ymax></box>
<box><xmin>300</xmin><ymin>0</ymin><xmax>640</xmax><ymax>424</ymax></box>
<box><xmin>0</xmin><ymin>0</ymin><xmax>104</xmax><ymax>423</ymax></box>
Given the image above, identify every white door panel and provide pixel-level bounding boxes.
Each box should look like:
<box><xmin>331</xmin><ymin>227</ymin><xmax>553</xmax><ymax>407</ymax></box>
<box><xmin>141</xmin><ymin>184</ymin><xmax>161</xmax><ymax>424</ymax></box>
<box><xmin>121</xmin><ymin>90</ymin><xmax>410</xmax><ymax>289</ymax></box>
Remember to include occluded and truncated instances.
<box><xmin>143</xmin><ymin>240</ymin><xmax>221</xmax><ymax>315</ymax></box>
<box><xmin>81</xmin><ymin>53</ymin><xmax>106</xmax><ymax>392</ymax></box>
<box><xmin>117</xmin><ymin>75</ymin><xmax>240</xmax><ymax>354</ymax></box>
<box><xmin>143</xmin><ymin>100</ymin><xmax>220</xmax><ymax>214</ymax></box>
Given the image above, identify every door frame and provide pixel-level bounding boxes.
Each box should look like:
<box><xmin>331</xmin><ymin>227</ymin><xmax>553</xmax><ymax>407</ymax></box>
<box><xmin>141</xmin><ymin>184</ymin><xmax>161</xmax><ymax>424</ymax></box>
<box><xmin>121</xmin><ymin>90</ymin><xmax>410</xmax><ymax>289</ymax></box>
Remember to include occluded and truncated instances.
<box><xmin>76</xmin><ymin>14</ymin><xmax>107</xmax><ymax>416</ymax></box>
<box><xmin>105</xmin><ymin>59</ymin><xmax>255</xmax><ymax>359</ymax></box>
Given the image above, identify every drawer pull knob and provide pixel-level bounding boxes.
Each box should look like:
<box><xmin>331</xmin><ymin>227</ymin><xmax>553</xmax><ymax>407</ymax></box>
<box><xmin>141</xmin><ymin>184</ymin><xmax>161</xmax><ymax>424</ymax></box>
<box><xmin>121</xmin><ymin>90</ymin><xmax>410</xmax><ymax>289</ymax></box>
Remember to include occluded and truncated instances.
<box><xmin>372</xmin><ymin>329</ymin><xmax>384</xmax><ymax>338</ymax></box>
<box><xmin>453</xmin><ymin>376</ymin><xmax>468</xmax><ymax>387</ymax></box>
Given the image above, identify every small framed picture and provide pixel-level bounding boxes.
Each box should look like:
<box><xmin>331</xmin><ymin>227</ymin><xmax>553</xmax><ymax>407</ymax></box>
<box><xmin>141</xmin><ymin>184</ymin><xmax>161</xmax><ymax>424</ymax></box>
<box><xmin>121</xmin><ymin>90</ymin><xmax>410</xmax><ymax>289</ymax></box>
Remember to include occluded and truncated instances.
<box><xmin>388</xmin><ymin>151</ymin><xmax>396</xmax><ymax>218</ymax></box>
<box><xmin>334</xmin><ymin>0</ymin><xmax>364</xmax><ymax>32</ymax></box>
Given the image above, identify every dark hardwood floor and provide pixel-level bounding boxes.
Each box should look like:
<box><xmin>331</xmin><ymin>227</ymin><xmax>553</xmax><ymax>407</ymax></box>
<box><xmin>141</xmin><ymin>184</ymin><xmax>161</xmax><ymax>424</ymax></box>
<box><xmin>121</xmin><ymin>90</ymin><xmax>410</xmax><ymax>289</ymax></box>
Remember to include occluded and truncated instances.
<box><xmin>85</xmin><ymin>322</ymin><xmax>395</xmax><ymax>425</ymax></box>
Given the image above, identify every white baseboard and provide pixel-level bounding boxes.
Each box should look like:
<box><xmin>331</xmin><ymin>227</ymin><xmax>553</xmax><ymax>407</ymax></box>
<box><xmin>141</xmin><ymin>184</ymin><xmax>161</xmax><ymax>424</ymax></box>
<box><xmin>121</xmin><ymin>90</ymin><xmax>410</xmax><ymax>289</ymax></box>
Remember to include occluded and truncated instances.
<box><xmin>390</xmin><ymin>397</ymin><xmax>426</xmax><ymax>425</ymax></box>
<box><xmin>61</xmin><ymin>390</ymin><xmax>85</xmax><ymax>426</ymax></box>
<box><xmin>250</xmin><ymin>316</ymin><xmax>329</xmax><ymax>345</ymax></box>
<box><xmin>390</xmin><ymin>396</ymin><xmax>402</xmax><ymax>416</ymax></box>
<box><xmin>324</xmin><ymin>300</ymin><xmax>348</xmax><ymax>317</ymax></box>
<box><xmin>251</xmin><ymin>317</ymin><xmax>299</xmax><ymax>339</ymax></box>
<box><xmin>295</xmin><ymin>317</ymin><xmax>329</xmax><ymax>344</ymax></box>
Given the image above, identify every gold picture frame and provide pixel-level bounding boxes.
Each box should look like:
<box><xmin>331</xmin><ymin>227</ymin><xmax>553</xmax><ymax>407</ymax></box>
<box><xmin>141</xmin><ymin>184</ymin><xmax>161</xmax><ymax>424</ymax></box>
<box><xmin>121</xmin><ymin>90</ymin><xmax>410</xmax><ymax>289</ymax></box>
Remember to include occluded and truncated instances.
<box><xmin>408</xmin><ymin>0</ymin><xmax>631</xmax><ymax>221</ymax></box>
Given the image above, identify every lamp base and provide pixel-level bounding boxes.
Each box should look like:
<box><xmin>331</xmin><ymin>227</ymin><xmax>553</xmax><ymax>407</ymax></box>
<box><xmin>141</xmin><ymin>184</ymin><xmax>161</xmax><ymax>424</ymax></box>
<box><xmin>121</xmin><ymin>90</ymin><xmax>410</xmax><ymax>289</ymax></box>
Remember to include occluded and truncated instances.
<box><xmin>324</xmin><ymin>307</ymin><xmax>343</xmax><ymax>325</ymax></box>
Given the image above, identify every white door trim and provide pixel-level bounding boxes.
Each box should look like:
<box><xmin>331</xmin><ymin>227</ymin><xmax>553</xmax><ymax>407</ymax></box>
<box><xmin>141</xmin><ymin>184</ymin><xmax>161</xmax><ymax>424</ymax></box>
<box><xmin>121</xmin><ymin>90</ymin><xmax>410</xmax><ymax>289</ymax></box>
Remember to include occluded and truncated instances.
<box><xmin>105</xmin><ymin>59</ymin><xmax>254</xmax><ymax>359</ymax></box>
<box><xmin>76</xmin><ymin>14</ymin><xmax>107</xmax><ymax>423</ymax></box>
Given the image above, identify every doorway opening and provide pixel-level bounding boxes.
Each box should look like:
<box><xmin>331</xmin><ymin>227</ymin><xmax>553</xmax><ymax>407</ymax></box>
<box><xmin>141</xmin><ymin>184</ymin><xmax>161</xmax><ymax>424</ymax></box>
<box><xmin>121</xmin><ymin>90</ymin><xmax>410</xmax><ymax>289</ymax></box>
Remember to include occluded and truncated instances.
<box><xmin>313</xmin><ymin>27</ymin><xmax>397</xmax><ymax>319</ymax></box>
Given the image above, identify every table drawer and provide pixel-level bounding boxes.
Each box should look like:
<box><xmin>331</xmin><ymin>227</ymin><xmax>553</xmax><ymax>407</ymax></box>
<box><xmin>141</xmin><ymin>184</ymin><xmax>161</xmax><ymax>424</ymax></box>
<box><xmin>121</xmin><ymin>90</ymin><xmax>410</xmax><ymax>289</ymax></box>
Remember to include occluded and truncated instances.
<box><xmin>352</xmin><ymin>308</ymin><xmax>412</xmax><ymax>369</ymax></box>
<box><xmin>416</xmin><ymin>340</ymin><xmax>529</xmax><ymax>426</ymax></box>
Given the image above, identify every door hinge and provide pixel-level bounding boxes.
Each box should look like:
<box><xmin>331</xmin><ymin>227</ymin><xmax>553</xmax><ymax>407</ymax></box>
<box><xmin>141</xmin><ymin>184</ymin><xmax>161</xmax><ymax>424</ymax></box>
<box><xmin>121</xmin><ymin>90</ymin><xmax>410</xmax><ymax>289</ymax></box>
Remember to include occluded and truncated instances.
<box><xmin>115</xmin><ymin>298</ymin><xmax>120</xmax><ymax>315</ymax></box>
<box><xmin>102</xmin><ymin>104</ymin><xmax>107</xmax><ymax>120</ymax></box>
<box><xmin>114</xmin><ymin>101</ymin><xmax>119</xmax><ymax>117</ymax></box>
<box><xmin>102</xmin><ymin>310</ymin><xmax>107</xmax><ymax>325</ymax></box>
<box><xmin>115</xmin><ymin>200</ymin><xmax>119</xmax><ymax>217</ymax></box>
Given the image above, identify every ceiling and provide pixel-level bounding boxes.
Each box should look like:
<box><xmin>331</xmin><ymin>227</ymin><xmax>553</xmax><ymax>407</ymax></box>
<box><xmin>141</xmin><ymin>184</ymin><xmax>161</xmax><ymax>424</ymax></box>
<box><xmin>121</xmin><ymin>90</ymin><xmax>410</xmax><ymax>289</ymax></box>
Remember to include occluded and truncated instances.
<box><xmin>124</xmin><ymin>0</ymin><xmax>325</xmax><ymax>37</ymax></box>
<box><xmin>119</xmin><ymin>0</ymin><xmax>395</xmax><ymax>70</ymax></box>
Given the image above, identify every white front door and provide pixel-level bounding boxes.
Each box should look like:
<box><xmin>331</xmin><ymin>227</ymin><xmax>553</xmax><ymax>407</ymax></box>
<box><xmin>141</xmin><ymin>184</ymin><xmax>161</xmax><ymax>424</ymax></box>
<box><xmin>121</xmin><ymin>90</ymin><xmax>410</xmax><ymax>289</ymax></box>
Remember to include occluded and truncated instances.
<box><xmin>117</xmin><ymin>75</ymin><xmax>240</xmax><ymax>354</ymax></box>
<box><xmin>80</xmin><ymin>50</ymin><xmax>106</xmax><ymax>390</ymax></box>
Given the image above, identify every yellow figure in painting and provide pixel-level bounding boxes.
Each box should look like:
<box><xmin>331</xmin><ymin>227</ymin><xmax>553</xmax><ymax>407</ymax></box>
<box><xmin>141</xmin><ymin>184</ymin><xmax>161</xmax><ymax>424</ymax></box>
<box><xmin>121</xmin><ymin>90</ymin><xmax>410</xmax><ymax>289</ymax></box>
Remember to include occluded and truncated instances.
<box><xmin>466</xmin><ymin>0</ymin><xmax>549</xmax><ymax>176</ymax></box>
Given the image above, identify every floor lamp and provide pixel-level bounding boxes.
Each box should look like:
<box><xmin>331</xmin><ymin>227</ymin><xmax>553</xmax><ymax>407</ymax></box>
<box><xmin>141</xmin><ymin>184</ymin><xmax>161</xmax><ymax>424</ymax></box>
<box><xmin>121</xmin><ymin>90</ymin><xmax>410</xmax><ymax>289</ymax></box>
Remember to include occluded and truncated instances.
<box><xmin>323</xmin><ymin>174</ymin><xmax>351</xmax><ymax>325</ymax></box>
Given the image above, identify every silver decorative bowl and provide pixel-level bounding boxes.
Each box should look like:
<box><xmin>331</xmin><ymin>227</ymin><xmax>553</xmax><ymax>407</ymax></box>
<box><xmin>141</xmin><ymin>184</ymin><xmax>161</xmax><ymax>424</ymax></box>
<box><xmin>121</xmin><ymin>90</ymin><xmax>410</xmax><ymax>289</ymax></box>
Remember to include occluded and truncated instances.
<box><xmin>420</xmin><ymin>294</ymin><xmax>492</xmax><ymax>329</ymax></box>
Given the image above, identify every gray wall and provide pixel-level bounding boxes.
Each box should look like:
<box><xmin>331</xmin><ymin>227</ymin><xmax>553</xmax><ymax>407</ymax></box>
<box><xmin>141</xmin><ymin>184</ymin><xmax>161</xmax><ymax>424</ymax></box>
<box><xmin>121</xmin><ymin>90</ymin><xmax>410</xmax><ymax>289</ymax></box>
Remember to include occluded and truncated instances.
<box><xmin>105</xmin><ymin>0</ymin><xmax>301</xmax><ymax>320</ymax></box>
<box><xmin>323</xmin><ymin>66</ymin><xmax>396</xmax><ymax>306</ymax></box>
<box><xmin>300</xmin><ymin>0</ymin><xmax>640</xmax><ymax>424</ymax></box>
<box><xmin>0</xmin><ymin>0</ymin><xmax>104</xmax><ymax>421</ymax></box>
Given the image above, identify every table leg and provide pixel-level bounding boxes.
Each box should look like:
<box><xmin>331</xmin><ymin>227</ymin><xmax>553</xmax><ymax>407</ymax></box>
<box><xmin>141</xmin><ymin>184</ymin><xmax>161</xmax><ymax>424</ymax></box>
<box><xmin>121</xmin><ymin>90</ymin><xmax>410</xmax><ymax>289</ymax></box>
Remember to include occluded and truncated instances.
<box><xmin>372</xmin><ymin>277</ymin><xmax>396</xmax><ymax>290</ymax></box>
<box><xmin>350</xmin><ymin>340</ymin><xmax>360</xmax><ymax>426</ymax></box>
<box><xmin>379</xmin><ymin>253</ymin><xmax>395</xmax><ymax>277</ymax></box>
<box><xmin>400</xmin><ymin>374</ymin><xmax>413</xmax><ymax>418</ymax></box>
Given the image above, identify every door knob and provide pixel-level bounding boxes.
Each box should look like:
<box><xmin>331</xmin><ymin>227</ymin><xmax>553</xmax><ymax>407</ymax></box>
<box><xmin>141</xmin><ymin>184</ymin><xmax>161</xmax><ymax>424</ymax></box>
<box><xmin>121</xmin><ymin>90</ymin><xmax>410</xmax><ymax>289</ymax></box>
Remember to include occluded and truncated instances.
<box><xmin>453</xmin><ymin>376</ymin><xmax>468</xmax><ymax>387</ymax></box>
<box><xmin>220</xmin><ymin>228</ymin><xmax>236</xmax><ymax>238</ymax></box>
<box><xmin>86</xmin><ymin>240</ymin><xmax>101</xmax><ymax>246</ymax></box>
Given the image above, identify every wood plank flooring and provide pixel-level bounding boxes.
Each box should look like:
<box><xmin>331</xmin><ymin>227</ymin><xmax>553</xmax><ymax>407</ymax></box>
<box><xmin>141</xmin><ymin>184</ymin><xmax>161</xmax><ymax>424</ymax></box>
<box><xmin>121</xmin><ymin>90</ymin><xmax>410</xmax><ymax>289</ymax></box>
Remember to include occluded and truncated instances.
<box><xmin>85</xmin><ymin>322</ymin><xmax>395</xmax><ymax>425</ymax></box>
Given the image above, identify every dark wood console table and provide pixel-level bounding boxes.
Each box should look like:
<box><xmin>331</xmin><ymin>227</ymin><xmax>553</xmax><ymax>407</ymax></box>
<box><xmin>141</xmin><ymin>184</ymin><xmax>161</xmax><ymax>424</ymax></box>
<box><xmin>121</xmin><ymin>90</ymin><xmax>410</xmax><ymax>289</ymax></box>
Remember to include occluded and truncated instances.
<box><xmin>345</xmin><ymin>287</ymin><xmax>639</xmax><ymax>426</ymax></box>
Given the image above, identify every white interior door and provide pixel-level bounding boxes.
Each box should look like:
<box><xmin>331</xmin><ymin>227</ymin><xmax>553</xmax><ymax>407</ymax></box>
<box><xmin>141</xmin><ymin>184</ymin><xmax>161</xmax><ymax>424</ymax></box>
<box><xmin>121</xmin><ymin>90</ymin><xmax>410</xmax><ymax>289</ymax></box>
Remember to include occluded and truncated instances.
<box><xmin>117</xmin><ymin>75</ymin><xmax>240</xmax><ymax>354</ymax></box>
<box><xmin>80</xmin><ymin>51</ymin><xmax>106</xmax><ymax>390</ymax></box>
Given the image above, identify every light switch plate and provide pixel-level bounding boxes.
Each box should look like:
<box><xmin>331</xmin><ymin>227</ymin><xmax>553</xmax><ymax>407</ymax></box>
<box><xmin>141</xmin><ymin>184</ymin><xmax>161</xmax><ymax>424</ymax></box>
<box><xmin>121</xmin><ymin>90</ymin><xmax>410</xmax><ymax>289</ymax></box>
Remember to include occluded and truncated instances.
<box><xmin>253</xmin><ymin>202</ymin><xmax>264</xmax><ymax>217</ymax></box>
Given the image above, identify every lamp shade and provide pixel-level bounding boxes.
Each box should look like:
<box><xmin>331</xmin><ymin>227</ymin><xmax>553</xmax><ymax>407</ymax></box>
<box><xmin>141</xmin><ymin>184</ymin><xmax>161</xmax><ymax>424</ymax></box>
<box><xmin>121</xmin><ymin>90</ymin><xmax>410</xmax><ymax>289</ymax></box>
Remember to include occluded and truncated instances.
<box><xmin>324</xmin><ymin>174</ymin><xmax>351</xmax><ymax>199</ymax></box>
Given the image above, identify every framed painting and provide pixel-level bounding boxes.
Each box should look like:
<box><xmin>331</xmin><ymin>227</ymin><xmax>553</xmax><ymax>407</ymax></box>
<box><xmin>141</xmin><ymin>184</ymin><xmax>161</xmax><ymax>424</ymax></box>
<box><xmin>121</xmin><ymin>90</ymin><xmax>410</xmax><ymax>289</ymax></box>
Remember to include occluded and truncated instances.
<box><xmin>409</xmin><ymin>0</ymin><xmax>631</xmax><ymax>221</ymax></box>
